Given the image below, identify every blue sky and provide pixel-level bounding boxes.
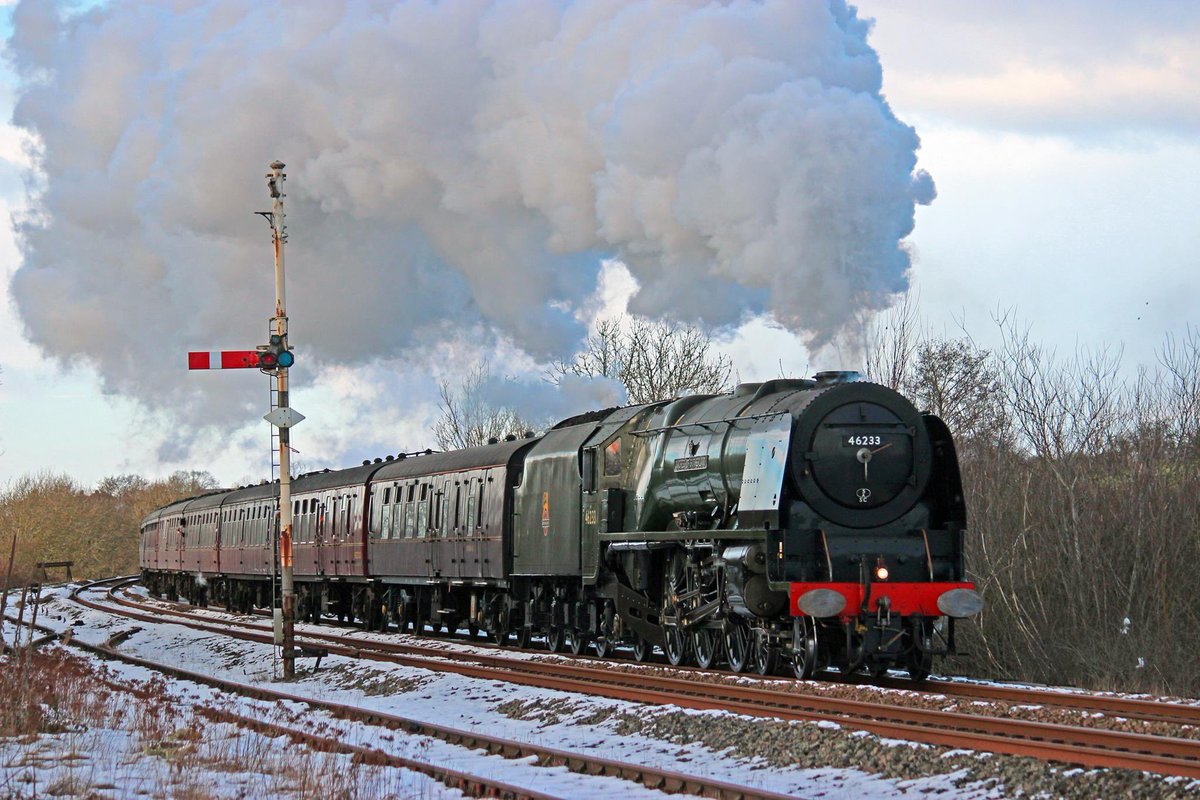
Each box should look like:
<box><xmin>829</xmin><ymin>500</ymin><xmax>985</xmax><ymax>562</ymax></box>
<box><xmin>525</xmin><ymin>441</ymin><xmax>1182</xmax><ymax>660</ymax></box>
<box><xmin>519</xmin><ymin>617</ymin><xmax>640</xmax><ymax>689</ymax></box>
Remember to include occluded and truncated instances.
<box><xmin>1</xmin><ymin>0</ymin><xmax>1197</xmax><ymax>488</ymax></box>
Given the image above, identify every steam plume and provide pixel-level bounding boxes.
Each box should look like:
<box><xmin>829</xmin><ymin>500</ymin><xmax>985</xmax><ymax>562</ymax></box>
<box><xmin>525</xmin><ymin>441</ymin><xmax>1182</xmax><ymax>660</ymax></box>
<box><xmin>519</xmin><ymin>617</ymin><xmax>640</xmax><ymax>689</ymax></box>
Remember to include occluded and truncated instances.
<box><xmin>8</xmin><ymin>0</ymin><xmax>932</xmax><ymax>430</ymax></box>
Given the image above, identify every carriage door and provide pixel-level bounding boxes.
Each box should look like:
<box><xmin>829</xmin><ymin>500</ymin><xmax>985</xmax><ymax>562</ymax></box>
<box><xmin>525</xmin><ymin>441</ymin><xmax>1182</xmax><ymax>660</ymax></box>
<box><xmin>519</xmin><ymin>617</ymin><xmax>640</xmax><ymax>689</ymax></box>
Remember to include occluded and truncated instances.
<box><xmin>317</xmin><ymin>498</ymin><xmax>329</xmax><ymax>576</ymax></box>
<box><xmin>176</xmin><ymin>517</ymin><xmax>186</xmax><ymax>572</ymax></box>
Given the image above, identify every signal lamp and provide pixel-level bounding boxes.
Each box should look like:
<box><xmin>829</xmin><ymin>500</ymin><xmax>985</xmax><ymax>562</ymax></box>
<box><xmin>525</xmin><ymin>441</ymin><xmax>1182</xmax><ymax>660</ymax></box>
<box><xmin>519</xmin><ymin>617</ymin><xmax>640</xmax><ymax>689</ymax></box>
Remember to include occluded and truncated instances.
<box><xmin>277</xmin><ymin>349</ymin><xmax>295</xmax><ymax>368</ymax></box>
<box><xmin>258</xmin><ymin>351</ymin><xmax>279</xmax><ymax>369</ymax></box>
<box><xmin>874</xmin><ymin>556</ymin><xmax>889</xmax><ymax>581</ymax></box>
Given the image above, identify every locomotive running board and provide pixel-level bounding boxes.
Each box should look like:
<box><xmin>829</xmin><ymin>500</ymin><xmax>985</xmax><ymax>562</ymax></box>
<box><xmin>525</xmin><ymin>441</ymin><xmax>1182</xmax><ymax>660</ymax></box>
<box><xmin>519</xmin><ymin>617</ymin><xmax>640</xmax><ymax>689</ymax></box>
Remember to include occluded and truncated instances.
<box><xmin>600</xmin><ymin>576</ymin><xmax>665</xmax><ymax>649</ymax></box>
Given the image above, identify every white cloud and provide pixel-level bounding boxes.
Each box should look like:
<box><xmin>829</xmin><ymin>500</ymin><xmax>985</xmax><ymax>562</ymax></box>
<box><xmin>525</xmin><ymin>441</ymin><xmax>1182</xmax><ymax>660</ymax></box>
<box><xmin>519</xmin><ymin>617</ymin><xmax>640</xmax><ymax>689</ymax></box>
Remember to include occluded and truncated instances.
<box><xmin>860</xmin><ymin>1</ymin><xmax>1200</xmax><ymax>137</ymax></box>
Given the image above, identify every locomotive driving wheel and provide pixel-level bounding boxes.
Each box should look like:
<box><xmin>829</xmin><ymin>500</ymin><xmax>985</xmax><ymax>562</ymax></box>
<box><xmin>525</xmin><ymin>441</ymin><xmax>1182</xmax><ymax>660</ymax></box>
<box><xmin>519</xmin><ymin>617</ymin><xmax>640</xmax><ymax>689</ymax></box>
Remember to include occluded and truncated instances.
<box><xmin>725</xmin><ymin>619</ymin><xmax>751</xmax><ymax>673</ymax></box>
<box><xmin>664</xmin><ymin>625</ymin><xmax>689</xmax><ymax>666</ymax></box>
<box><xmin>753</xmin><ymin>627</ymin><xmax>779</xmax><ymax>675</ymax></box>
<box><xmin>692</xmin><ymin>627</ymin><xmax>720</xmax><ymax>669</ymax></box>
<box><xmin>663</xmin><ymin>550</ymin><xmax>691</xmax><ymax>667</ymax></box>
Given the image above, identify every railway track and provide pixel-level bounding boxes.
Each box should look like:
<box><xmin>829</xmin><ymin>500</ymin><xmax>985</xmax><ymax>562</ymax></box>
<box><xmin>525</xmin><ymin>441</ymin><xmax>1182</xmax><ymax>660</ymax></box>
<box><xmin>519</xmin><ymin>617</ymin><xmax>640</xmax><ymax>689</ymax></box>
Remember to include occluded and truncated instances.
<box><xmin>73</xmin><ymin>579</ymin><xmax>1200</xmax><ymax>780</ymax></box>
<box><xmin>125</xmin><ymin>585</ymin><xmax>1200</xmax><ymax>731</ymax></box>
<box><xmin>7</xmin><ymin>577</ymin><xmax>800</xmax><ymax>800</ymax></box>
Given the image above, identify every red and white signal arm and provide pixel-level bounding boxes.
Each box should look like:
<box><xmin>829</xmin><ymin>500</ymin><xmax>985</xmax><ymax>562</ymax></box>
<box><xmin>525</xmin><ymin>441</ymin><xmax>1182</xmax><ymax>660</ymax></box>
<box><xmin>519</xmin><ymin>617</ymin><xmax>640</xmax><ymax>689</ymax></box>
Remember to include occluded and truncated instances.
<box><xmin>187</xmin><ymin>350</ymin><xmax>262</xmax><ymax>370</ymax></box>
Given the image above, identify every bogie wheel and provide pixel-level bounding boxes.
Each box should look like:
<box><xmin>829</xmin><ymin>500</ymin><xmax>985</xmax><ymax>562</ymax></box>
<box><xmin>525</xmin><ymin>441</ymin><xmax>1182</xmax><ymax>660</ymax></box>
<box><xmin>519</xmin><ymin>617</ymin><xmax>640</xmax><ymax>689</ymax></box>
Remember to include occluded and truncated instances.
<box><xmin>631</xmin><ymin>633</ymin><xmax>651</xmax><ymax>663</ymax></box>
<box><xmin>693</xmin><ymin>627</ymin><xmax>720</xmax><ymax>669</ymax></box>
<box><xmin>753</xmin><ymin>628</ymin><xmax>779</xmax><ymax>676</ymax></box>
<box><xmin>725</xmin><ymin>620</ymin><xmax>751</xmax><ymax>673</ymax></box>
<box><xmin>792</xmin><ymin>616</ymin><xmax>819</xmax><ymax>680</ymax></box>
<box><xmin>907</xmin><ymin>619</ymin><xmax>933</xmax><ymax>681</ymax></box>
<box><xmin>516</xmin><ymin>625</ymin><xmax>532</xmax><ymax>649</ymax></box>
<box><xmin>565</xmin><ymin>627</ymin><xmax>591</xmax><ymax>656</ymax></box>
<box><xmin>412</xmin><ymin>604</ymin><xmax>429</xmax><ymax>636</ymax></box>
<box><xmin>593</xmin><ymin>604</ymin><xmax>615</xmax><ymax>658</ymax></box>
<box><xmin>546</xmin><ymin>625</ymin><xmax>564</xmax><ymax>653</ymax></box>
<box><xmin>490</xmin><ymin>606</ymin><xmax>511</xmax><ymax>647</ymax></box>
<box><xmin>845</xmin><ymin>631</ymin><xmax>867</xmax><ymax>675</ymax></box>
<box><xmin>593</xmin><ymin>635</ymin><xmax>611</xmax><ymax>658</ymax></box>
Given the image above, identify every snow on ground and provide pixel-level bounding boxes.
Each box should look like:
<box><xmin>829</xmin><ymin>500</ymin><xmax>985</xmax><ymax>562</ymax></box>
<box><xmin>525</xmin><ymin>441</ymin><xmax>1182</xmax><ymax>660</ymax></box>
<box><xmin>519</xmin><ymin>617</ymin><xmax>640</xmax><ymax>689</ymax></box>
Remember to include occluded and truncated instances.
<box><xmin>8</xmin><ymin>583</ymin><xmax>1195</xmax><ymax>799</ymax></box>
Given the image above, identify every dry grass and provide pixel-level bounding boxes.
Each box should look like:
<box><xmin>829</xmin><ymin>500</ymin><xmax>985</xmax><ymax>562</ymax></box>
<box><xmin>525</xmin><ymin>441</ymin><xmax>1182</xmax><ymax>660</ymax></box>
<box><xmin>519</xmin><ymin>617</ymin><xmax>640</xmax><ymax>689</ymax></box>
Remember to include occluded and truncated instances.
<box><xmin>0</xmin><ymin>647</ymin><xmax>439</xmax><ymax>799</ymax></box>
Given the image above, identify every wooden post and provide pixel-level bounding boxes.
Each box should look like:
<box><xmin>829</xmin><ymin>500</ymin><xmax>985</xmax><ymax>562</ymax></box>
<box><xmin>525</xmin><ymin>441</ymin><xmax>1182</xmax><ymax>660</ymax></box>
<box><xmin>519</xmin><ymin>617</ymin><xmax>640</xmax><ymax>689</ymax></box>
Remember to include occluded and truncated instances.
<box><xmin>13</xmin><ymin>584</ymin><xmax>28</xmax><ymax>649</ymax></box>
<box><xmin>26</xmin><ymin>583</ymin><xmax>41</xmax><ymax>644</ymax></box>
<box><xmin>0</xmin><ymin>531</ymin><xmax>16</xmax><ymax>648</ymax></box>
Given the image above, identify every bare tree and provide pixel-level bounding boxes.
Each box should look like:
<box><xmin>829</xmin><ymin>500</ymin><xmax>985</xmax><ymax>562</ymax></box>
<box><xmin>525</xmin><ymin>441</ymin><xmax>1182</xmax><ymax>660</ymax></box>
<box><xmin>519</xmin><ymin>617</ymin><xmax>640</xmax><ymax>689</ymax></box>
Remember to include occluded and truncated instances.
<box><xmin>433</xmin><ymin>361</ymin><xmax>541</xmax><ymax>450</ymax></box>
<box><xmin>863</xmin><ymin>291</ymin><xmax>921</xmax><ymax>391</ymax></box>
<box><xmin>552</xmin><ymin>316</ymin><xmax>734</xmax><ymax>404</ymax></box>
<box><xmin>0</xmin><ymin>470</ymin><xmax>224</xmax><ymax>584</ymax></box>
<box><xmin>907</xmin><ymin>338</ymin><xmax>1008</xmax><ymax>448</ymax></box>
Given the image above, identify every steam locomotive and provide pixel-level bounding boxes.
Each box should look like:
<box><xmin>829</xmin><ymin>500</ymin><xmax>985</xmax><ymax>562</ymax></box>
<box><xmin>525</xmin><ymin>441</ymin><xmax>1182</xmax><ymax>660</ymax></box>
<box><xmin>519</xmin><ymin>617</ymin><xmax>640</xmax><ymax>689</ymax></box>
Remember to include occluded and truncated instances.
<box><xmin>140</xmin><ymin>372</ymin><xmax>981</xmax><ymax>679</ymax></box>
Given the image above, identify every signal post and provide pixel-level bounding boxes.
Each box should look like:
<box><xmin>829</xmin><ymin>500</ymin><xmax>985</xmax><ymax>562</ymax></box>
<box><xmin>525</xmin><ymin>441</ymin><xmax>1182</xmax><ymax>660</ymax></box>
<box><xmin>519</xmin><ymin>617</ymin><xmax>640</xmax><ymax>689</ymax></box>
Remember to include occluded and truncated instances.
<box><xmin>267</xmin><ymin>160</ymin><xmax>298</xmax><ymax>679</ymax></box>
<box><xmin>188</xmin><ymin>160</ymin><xmax>301</xmax><ymax>679</ymax></box>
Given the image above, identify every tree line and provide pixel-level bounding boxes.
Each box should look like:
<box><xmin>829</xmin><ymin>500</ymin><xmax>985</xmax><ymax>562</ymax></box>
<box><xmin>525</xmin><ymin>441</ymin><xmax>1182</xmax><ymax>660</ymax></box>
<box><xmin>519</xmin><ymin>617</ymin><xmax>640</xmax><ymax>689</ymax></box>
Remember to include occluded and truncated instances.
<box><xmin>867</xmin><ymin>300</ymin><xmax>1200</xmax><ymax>696</ymax></box>
<box><xmin>0</xmin><ymin>471</ymin><xmax>218</xmax><ymax>588</ymax></box>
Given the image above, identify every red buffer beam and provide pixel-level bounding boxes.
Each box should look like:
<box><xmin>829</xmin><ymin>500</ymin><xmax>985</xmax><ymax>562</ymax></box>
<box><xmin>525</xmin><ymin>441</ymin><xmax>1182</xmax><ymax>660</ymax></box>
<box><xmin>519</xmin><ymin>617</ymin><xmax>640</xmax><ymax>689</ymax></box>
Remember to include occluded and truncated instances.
<box><xmin>188</xmin><ymin>350</ymin><xmax>262</xmax><ymax>370</ymax></box>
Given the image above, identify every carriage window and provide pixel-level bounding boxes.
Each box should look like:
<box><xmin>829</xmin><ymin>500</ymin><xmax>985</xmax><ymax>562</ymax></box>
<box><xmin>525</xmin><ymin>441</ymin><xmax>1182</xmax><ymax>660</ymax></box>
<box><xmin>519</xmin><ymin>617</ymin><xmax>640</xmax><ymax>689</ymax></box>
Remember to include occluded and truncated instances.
<box><xmin>466</xmin><ymin>490</ymin><xmax>476</xmax><ymax>534</ymax></box>
<box><xmin>438</xmin><ymin>488</ymin><xmax>449</xmax><ymax>536</ymax></box>
<box><xmin>454</xmin><ymin>485</ymin><xmax>462</xmax><ymax>533</ymax></box>
<box><xmin>477</xmin><ymin>483</ymin><xmax>485</xmax><ymax>529</ymax></box>
<box><xmin>416</xmin><ymin>494</ymin><xmax>428</xmax><ymax>537</ymax></box>
<box><xmin>382</xmin><ymin>493</ymin><xmax>393</xmax><ymax>539</ymax></box>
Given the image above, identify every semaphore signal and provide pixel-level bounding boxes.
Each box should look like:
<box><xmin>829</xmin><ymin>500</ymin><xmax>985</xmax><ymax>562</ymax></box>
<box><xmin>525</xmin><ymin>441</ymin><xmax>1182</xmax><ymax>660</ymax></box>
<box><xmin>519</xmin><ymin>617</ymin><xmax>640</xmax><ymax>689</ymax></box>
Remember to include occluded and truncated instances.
<box><xmin>188</xmin><ymin>337</ymin><xmax>295</xmax><ymax>372</ymax></box>
<box><xmin>187</xmin><ymin>350</ymin><xmax>267</xmax><ymax>370</ymax></box>
<box><xmin>187</xmin><ymin>160</ymin><xmax>302</xmax><ymax>679</ymax></box>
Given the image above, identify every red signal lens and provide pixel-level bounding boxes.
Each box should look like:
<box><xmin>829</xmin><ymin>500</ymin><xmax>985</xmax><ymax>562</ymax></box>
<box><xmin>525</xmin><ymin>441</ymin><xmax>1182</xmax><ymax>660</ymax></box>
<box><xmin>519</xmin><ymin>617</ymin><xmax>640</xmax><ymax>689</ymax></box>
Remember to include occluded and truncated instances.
<box><xmin>259</xmin><ymin>352</ymin><xmax>278</xmax><ymax>369</ymax></box>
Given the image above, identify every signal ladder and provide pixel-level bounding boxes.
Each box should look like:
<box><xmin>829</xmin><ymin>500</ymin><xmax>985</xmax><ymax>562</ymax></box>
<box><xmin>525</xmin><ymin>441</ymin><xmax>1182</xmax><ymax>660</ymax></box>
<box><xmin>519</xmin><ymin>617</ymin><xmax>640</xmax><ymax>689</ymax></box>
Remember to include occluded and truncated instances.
<box><xmin>268</xmin><ymin>377</ymin><xmax>282</xmax><ymax>617</ymax></box>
